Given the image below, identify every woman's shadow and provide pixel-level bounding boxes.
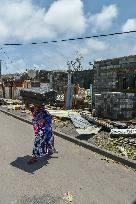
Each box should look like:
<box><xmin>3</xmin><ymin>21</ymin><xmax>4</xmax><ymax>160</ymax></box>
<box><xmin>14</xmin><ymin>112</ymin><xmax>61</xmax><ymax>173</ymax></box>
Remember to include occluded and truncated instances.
<box><xmin>10</xmin><ymin>154</ymin><xmax>58</xmax><ymax>174</ymax></box>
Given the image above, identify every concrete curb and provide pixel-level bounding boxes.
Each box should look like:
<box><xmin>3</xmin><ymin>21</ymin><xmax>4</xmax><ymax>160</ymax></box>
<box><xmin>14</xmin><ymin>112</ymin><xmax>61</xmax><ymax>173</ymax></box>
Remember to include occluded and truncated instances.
<box><xmin>0</xmin><ymin>108</ymin><xmax>136</xmax><ymax>169</ymax></box>
<box><xmin>0</xmin><ymin>108</ymin><xmax>32</xmax><ymax>125</ymax></box>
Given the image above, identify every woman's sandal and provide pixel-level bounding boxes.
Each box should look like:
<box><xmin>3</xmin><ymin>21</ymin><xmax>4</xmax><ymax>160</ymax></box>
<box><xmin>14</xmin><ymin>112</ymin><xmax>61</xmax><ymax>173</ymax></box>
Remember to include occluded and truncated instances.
<box><xmin>48</xmin><ymin>148</ymin><xmax>58</xmax><ymax>156</ymax></box>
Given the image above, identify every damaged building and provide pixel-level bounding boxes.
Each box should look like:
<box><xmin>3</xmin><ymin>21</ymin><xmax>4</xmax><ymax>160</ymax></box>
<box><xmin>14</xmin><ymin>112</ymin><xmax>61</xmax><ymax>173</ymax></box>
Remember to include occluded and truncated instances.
<box><xmin>37</xmin><ymin>69</ymin><xmax>93</xmax><ymax>93</ymax></box>
<box><xmin>51</xmin><ymin>70</ymin><xmax>68</xmax><ymax>93</ymax></box>
<box><xmin>37</xmin><ymin>70</ymin><xmax>68</xmax><ymax>93</ymax></box>
<box><xmin>71</xmin><ymin>70</ymin><xmax>93</xmax><ymax>89</ymax></box>
<box><xmin>93</xmin><ymin>55</ymin><xmax>136</xmax><ymax>120</ymax></box>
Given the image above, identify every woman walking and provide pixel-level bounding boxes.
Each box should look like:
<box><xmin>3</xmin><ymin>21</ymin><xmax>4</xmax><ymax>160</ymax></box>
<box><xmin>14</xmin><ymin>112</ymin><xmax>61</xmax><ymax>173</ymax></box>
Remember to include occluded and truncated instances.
<box><xmin>28</xmin><ymin>103</ymin><xmax>56</xmax><ymax>164</ymax></box>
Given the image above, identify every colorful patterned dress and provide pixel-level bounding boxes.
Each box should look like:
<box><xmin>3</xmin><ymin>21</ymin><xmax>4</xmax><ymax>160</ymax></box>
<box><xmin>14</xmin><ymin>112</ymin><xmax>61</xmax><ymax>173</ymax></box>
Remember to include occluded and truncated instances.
<box><xmin>31</xmin><ymin>106</ymin><xmax>54</xmax><ymax>157</ymax></box>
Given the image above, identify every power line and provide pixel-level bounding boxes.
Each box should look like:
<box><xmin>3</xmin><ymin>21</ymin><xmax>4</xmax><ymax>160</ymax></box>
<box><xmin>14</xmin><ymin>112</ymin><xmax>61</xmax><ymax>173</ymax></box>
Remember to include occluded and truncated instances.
<box><xmin>1</xmin><ymin>30</ymin><xmax>136</xmax><ymax>46</ymax></box>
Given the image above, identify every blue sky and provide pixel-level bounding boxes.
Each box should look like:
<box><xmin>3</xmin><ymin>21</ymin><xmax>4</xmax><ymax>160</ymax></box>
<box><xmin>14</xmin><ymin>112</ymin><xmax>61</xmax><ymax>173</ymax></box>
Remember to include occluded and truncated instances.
<box><xmin>0</xmin><ymin>0</ymin><xmax>136</xmax><ymax>74</ymax></box>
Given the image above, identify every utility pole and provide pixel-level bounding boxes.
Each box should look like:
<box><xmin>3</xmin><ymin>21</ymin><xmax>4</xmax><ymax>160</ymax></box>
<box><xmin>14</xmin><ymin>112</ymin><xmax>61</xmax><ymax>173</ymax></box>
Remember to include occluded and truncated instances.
<box><xmin>49</xmin><ymin>73</ymin><xmax>53</xmax><ymax>90</ymax></box>
<box><xmin>0</xmin><ymin>60</ymin><xmax>2</xmax><ymax>79</ymax></box>
<box><xmin>0</xmin><ymin>60</ymin><xmax>4</xmax><ymax>98</ymax></box>
<box><xmin>67</xmin><ymin>62</ymin><xmax>72</xmax><ymax>87</ymax></box>
<box><xmin>89</xmin><ymin>62</ymin><xmax>94</xmax><ymax>110</ymax></box>
<box><xmin>66</xmin><ymin>61</ymin><xmax>72</xmax><ymax>110</ymax></box>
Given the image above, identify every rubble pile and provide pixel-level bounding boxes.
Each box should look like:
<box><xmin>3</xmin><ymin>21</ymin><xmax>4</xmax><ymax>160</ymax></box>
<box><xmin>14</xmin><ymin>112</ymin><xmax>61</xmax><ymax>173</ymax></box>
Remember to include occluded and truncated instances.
<box><xmin>52</xmin><ymin>115</ymin><xmax>79</xmax><ymax>137</ymax></box>
<box><xmin>51</xmin><ymin>109</ymin><xmax>136</xmax><ymax>160</ymax></box>
<box><xmin>94</xmin><ymin>132</ymin><xmax>136</xmax><ymax>160</ymax></box>
<box><xmin>74</xmin><ymin>88</ymin><xmax>88</xmax><ymax>109</ymax></box>
<box><xmin>80</xmin><ymin>111</ymin><xmax>136</xmax><ymax>160</ymax></box>
<box><xmin>56</xmin><ymin>94</ymin><xmax>65</xmax><ymax>109</ymax></box>
<box><xmin>81</xmin><ymin>111</ymin><xmax>136</xmax><ymax>129</ymax></box>
<box><xmin>80</xmin><ymin>111</ymin><xmax>113</xmax><ymax>129</ymax></box>
<box><xmin>0</xmin><ymin>99</ymin><xmax>23</xmax><ymax>110</ymax></box>
<box><xmin>110</xmin><ymin>128</ymin><xmax>136</xmax><ymax>136</ymax></box>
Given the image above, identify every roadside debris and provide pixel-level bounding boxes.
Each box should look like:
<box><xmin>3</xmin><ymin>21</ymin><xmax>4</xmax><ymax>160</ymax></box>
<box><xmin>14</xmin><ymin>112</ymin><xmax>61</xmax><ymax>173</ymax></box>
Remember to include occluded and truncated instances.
<box><xmin>110</xmin><ymin>129</ymin><xmax>136</xmax><ymax>137</ymax></box>
<box><xmin>68</xmin><ymin>112</ymin><xmax>102</xmax><ymax>136</ymax></box>
<box><xmin>80</xmin><ymin>111</ymin><xmax>113</xmax><ymax>129</ymax></box>
<box><xmin>101</xmin><ymin>158</ymin><xmax>110</xmax><ymax>163</ymax></box>
<box><xmin>48</xmin><ymin>110</ymin><xmax>70</xmax><ymax>119</ymax></box>
<box><xmin>68</xmin><ymin>112</ymin><xmax>91</xmax><ymax>129</ymax></box>
<box><xmin>63</xmin><ymin>192</ymin><xmax>73</xmax><ymax>202</ymax></box>
<box><xmin>94</xmin><ymin>132</ymin><xmax>136</xmax><ymax>160</ymax></box>
<box><xmin>110</xmin><ymin>121</ymin><xmax>128</xmax><ymax>129</ymax></box>
<box><xmin>118</xmin><ymin>146</ymin><xmax>128</xmax><ymax>157</ymax></box>
<box><xmin>76</xmin><ymin>126</ymin><xmax>101</xmax><ymax>135</ymax></box>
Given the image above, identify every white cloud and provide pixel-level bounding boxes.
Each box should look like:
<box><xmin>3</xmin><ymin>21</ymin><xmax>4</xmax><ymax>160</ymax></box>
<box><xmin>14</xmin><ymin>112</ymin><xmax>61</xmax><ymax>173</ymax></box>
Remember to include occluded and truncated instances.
<box><xmin>89</xmin><ymin>4</ymin><xmax>118</xmax><ymax>32</ymax></box>
<box><xmin>0</xmin><ymin>21</ymin><xmax>9</xmax><ymax>40</ymax></box>
<box><xmin>0</xmin><ymin>0</ymin><xmax>86</xmax><ymax>42</ymax></box>
<box><xmin>122</xmin><ymin>18</ymin><xmax>136</xmax><ymax>32</ymax></box>
<box><xmin>87</xmin><ymin>39</ymin><xmax>108</xmax><ymax>51</ymax></box>
<box><xmin>79</xmin><ymin>39</ymin><xmax>108</xmax><ymax>56</ymax></box>
<box><xmin>44</xmin><ymin>0</ymin><xmax>86</xmax><ymax>36</ymax></box>
<box><xmin>0</xmin><ymin>1</ymin><xmax>118</xmax><ymax>44</ymax></box>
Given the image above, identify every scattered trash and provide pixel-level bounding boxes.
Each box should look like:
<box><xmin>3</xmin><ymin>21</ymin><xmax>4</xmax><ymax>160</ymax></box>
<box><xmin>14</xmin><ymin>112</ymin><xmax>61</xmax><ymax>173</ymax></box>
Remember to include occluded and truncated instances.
<box><xmin>68</xmin><ymin>112</ymin><xmax>91</xmax><ymax>129</ymax></box>
<box><xmin>118</xmin><ymin>146</ymin><xmax>128</xmax><ymax>157</ymax></box>
<box><xmin>80</xmin><ymin>111</ymin><xmax>113</xmax><ymax>129</ymax></box>
<box><xmin>111</xmin><ymin>121</ymin><xmax>128</xmax><ymax>129</ymax></box>
<box><xmin>63</xmin><ymin>192</ymin><xmax>73</xmax><ymax>202</ymax></box>
<box><xmin>110</xmin><ymin>129</ymin><xmax>136</xmax><ymax>136</ymax></box>
<box><xmin>6</xmin><ymin>104</ymin><xmax>21</xmax><ymax>111</ymax></box>
<box><xmin>101</xmin><ymin>158</ymin><xmax>110</xmax><ymax>163</ymax></box>
<box><xmin>53</xmin><ymin>117</ymin><xmax>61</xmax><ymax>123</ymax></box>
<box><xmin>93</xmin><ymin>132</ymin><xmax>136</xmax><ymax>160</ymax></box>
<box><xmin>76</xmin><ymin>126</ymin><xmax>101</xmax><ymax>135</ymax></box>
<box><xmin>48</xmin><ymin>110</ymin><xmax>70</xmax><ymax>118</ymax></box>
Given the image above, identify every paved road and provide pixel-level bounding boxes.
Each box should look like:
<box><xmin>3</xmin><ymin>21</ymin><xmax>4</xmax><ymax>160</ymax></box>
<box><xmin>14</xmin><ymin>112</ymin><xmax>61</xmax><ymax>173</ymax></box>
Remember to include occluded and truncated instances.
<box><xmin>0</xmin><ymin>112</ymin><xmax>136</xmax><ymax>204</ymax></box>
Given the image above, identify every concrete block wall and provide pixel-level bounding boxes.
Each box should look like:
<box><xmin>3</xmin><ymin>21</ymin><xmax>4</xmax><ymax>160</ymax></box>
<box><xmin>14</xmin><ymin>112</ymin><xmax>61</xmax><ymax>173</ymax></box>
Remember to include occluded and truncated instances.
<box><xmin>95</xmin><ymin>92</ymin><xmax>136</xmax><ymax>120</ymax></box>
<box><xmin>93</xmin><ymin>55</ymin><xmax>136</xmax><ymax>94</ymax></box>
<box><xmin>93</xmin><ymin>55</ymin><xmax>136</xmax><ymax>120</ymax></box>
